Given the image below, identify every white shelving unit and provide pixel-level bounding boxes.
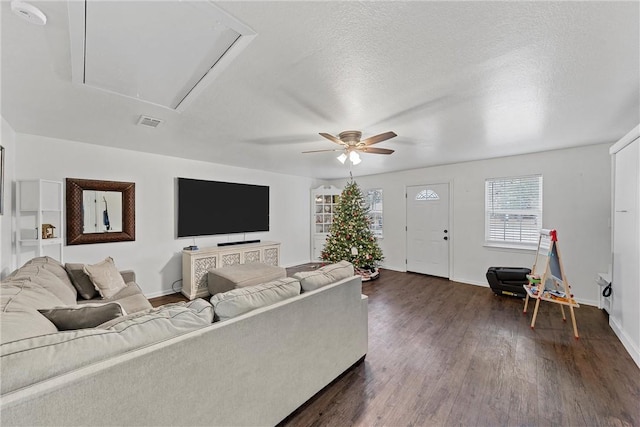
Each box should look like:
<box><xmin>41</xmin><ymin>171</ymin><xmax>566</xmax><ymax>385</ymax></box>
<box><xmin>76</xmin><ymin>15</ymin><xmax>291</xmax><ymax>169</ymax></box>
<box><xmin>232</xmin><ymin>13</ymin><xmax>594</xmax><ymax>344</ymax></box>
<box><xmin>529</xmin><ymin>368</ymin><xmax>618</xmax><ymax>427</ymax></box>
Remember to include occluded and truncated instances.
<box><xmin>16</xmin><ymin>179</ymin><xmax>64</xmax><ymax>265</ymax></box>
<box><xmin>310</xmin><ymin>185</ymin><xmax>342</xmax><ymax>261</ymax></box>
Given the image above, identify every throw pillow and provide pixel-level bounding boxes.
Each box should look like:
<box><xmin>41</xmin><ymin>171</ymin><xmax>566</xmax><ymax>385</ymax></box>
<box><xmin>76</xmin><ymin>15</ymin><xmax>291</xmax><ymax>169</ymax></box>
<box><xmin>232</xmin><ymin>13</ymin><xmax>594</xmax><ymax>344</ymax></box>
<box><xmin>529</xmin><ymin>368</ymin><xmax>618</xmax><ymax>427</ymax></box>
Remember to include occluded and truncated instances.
<box><xmin>65</xmin><ymin>263</ymin><xmax>98</xmax><ymax>300</ymax></box>
<box><xmin>38</xmin><ymin>303</ymin><xmax>125</xmax><ymax>331</ymax></box>
<box><xmin>210</xmin><ymin>278</ymin><xmax>301</xmax><ymax>321</ymax></box>
<box><xmin>9</xmin><ymin>265</ymin><xmax>77</xmax><ymax>305</ymax></box>
<box><xmin>293</xmin><ymin>261</ymin><xmax>355</xmax><ymax>292</ymax></box>
<box><xmin>83</xmin><ymin>257</ymin><xmax>127</xmax><ymax>299</ymax></box>
<box><xmin>321</xmin><ymin>260</ymin><xmax>354</xmax><ymax>281</ymax></box>
<box><xmin>292</xmin><ymin>270</ymin><xmax>334</xmax><ymax>292</ymax></box>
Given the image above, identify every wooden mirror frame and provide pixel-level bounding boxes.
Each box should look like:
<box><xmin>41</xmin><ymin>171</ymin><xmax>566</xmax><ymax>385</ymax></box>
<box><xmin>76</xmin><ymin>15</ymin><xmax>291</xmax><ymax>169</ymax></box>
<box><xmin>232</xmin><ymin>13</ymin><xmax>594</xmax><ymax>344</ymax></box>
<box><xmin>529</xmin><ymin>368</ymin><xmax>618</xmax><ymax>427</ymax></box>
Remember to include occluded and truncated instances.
<box><xmin>66</xmin><ymin>178</ymin><xmax>135</xmax><ymax>245</ymax></box>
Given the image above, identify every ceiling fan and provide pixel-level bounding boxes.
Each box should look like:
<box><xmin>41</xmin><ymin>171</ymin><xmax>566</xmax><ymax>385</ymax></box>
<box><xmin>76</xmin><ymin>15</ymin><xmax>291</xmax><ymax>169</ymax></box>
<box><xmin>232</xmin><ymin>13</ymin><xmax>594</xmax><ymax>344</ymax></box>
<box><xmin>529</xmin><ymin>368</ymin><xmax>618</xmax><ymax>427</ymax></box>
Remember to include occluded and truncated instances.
<box><xmin>303</xmin><ymin>130</ymin><xmax>397</xmax><ymax>164</ymax></box>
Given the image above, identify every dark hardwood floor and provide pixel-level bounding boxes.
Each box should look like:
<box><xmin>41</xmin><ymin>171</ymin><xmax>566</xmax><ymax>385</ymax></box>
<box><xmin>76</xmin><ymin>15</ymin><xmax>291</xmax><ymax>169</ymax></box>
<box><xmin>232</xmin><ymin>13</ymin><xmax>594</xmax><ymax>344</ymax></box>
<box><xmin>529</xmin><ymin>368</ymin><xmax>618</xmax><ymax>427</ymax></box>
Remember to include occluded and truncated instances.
<box><xmin>150</xmin><ymin>268</ymin><xmax>640</xmax><ymax>426</ymax></box>
<box><xmin>280</xmin><ymin>269</ymin><xmax>640</xmax><ymax>427</ymax></box>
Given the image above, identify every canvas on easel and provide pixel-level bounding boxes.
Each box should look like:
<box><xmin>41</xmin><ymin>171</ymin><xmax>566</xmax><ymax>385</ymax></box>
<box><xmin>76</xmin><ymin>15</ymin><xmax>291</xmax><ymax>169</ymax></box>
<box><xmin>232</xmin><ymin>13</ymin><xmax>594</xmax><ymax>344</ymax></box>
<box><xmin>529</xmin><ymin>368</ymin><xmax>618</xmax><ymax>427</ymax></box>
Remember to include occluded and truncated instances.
<box><xmin>523</xmin><ymin>229</ymin><xmax>580</xmax><ymax>339</ymax></box>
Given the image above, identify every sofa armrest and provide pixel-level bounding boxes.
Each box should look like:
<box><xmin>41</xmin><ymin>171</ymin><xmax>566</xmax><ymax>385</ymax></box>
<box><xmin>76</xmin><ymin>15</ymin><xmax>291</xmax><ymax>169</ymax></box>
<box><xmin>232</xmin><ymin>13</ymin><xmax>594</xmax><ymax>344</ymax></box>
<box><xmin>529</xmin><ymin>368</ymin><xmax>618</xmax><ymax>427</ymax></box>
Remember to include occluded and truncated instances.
<box><xmin>119</xmin><ymin>270</ymin><xmax>135</xmax><ymax>283</ymax></box>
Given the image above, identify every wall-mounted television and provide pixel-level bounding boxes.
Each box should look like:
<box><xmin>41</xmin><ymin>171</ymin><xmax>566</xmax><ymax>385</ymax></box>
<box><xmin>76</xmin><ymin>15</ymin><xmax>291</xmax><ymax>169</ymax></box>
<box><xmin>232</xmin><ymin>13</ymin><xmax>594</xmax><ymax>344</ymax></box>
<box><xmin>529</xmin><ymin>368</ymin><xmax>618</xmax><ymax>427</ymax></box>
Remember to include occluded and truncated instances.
<box><xmin>177</xmin><ymin>178</ymin><xmax>269</xmax><ymax>238</ymax></box>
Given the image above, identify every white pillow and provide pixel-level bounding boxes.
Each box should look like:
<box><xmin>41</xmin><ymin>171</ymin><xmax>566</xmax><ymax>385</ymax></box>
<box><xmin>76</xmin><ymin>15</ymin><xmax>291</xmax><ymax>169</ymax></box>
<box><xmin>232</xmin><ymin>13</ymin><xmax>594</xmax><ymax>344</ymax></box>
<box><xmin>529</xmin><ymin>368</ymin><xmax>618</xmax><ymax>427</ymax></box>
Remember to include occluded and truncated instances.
<box><xmin>293</xmin><ymin>261</ymin><xmax>354</xmax><ymax>292</ymax></box>
<box><xmin>210</xmin><ymin>278</ymin><xmax>301</xmax><ymax>321</ymax></box>
<box><xmin>83</xmin><ymin>257</ymin><xmax>127</xmax><ymax>299</ymax></box>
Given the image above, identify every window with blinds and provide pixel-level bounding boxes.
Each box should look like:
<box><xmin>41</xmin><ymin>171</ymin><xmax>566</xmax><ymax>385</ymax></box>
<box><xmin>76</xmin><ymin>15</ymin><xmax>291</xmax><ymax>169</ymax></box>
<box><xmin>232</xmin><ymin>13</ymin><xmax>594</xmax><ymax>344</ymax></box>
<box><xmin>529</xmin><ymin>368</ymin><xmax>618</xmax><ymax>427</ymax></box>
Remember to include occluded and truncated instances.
<box><xmin>485</xmin><ymin>175</ymin><xmax>542</xmax><ymax>247</ymax></box>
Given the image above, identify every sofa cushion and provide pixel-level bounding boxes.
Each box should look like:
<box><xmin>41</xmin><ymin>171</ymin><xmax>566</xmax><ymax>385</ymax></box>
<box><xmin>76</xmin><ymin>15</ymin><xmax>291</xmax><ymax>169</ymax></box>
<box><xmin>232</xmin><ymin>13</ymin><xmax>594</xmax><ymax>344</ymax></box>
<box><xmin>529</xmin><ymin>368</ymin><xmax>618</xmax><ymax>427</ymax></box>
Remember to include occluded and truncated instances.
<box><xmin>9</xmin><ymin>265</ymin><xmax>77</xmax><ymax>305</ymax></box>
<box><xmin>0</xmin><ymin>310</ymin><xmax>58</xmax><ymax>344</ymax></box>
<box><xmin>65</xmin><ymin>263</ymin><xmax>98</xmax><ymax>300</ymax></box>
<box><xmin>76</xmin><ymin>282</ymin><xmax>152</xmax><ymax>314</ymax></box>
<box><xmin>83</xmin><ymin>257</ymin><xmax>127</xmax><ymax>299</ymax></box>
<box><xmin>97</xmin><ymin>298</ymin><xmax>212</xmax><ymax>329</ymax></box>
<box><xmin>293</xmin><ymin>261</ymin><xmax>355</xmax><ymax>292</ymax></box>
<box><xmin>38</xmin><ymin>303</ymin><xmax>125</xmax><ymax>331</ymax></box>
<box><xmin>210</xmin><ymin>278</ymin><xmax>301</xmax><ymax>321</ymax></box>
<box><xmin>0</xmin><ymin>281</ymin><xmax>63</xmax><ymax>343</ymax></box>
<box><xmin>1</xmin><ymin>280</ymin><xmax>66</xmax><ymax>311</ymax></box>
<box><xmin>0</xmin><ymin>301</ymin><xmax>214</xmax><ymax>395</ymax></box>
<box><xmin>21</xmin><ymin>256</ymin><xmax>77</xmax><ymax>297</ymax></box>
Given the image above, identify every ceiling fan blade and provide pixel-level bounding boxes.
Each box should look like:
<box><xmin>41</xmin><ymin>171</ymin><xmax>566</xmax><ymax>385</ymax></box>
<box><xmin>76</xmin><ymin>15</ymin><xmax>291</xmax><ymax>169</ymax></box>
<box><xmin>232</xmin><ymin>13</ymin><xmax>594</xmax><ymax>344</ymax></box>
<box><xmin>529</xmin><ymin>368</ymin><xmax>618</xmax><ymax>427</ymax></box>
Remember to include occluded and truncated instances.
<box><xmin>360</xmin><ymin>131</ymin><xmax>397</xmax><ymax>146</ymax></box>
<box><xmin>302</xmin><ymin>149</ymin><xmax>343</xmax><ymax>153</ymax></box>
<box><xmin>359</xmin><ymin>147</ymin><xmax>395</xmax><ymax>155</ymax></box>
<box><xmin>319</xmin><ymin>132</ymin><xmax>345</xmax><ymax>145</ymax></box>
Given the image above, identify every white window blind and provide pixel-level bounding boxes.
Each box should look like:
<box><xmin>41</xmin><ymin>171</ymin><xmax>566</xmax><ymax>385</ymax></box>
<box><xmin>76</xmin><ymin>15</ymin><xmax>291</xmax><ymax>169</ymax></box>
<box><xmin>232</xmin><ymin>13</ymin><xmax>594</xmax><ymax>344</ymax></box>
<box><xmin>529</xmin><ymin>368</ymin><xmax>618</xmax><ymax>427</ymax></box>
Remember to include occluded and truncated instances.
<box><xmin>485</xmin><ymin>175</ymin><xmax>542</xmax><ymax>247</ymax></box>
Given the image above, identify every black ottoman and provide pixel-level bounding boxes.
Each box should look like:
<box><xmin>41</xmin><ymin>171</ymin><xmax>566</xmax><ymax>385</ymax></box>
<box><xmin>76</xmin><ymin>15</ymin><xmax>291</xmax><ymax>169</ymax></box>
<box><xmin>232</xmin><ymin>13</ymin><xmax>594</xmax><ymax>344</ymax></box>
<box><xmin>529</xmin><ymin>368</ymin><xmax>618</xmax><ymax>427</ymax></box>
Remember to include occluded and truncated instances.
<box><xmin>486</xmin><ymin>266</ymin><xmax>531</xmax><ymax>298</ymax></box>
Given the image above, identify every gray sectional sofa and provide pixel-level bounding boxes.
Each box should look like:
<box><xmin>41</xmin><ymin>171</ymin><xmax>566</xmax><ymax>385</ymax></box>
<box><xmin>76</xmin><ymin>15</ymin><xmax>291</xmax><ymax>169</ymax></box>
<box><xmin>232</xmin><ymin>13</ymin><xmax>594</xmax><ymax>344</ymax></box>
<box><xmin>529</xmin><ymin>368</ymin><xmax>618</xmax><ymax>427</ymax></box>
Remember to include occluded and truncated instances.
<box><xmin>1</xmin><ymin>257</ymin><xmax>368</xmax><ymax>426</ymax></box>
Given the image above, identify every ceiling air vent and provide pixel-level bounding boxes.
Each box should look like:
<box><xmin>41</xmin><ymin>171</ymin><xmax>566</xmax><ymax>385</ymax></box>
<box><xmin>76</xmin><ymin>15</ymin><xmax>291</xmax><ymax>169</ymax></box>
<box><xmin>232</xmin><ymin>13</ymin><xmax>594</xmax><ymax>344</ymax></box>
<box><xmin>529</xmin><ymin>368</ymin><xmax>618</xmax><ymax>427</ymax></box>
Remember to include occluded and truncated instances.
<box><xmin>137</xmin><ymin>115</ymin><xmax>163</xmax><ymax>128</ymax></box>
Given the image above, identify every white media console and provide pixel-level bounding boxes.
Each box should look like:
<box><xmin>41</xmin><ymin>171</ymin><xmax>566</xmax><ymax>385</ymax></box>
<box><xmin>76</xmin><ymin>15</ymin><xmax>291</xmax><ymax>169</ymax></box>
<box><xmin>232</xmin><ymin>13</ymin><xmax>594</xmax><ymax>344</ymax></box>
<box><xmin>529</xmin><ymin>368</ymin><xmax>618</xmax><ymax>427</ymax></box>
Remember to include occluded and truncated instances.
<box><xmin>182</xmin><ymin>241</ymin><xmax>281</xmax><ymax>300</ymax></box>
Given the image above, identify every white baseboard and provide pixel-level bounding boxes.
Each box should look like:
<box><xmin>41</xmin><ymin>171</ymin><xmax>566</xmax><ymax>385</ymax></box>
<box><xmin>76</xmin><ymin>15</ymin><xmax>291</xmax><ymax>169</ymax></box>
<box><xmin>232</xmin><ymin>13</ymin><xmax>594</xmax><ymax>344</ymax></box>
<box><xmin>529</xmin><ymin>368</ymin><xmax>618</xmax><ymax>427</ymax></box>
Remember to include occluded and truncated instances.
<box><xmin>575</xmin><ymin>297</ymin><xmax>598</xmax><ymax>307</ymax></box>
<box><xmin>451</xmin><ymin>277</ymin><xmax>599</xmax><ymax>307</ymax></box>
<box><xmin>146</xmin><ymin>288</ymin><xmax>182</xmax><ymax>299</ymax></box>
<box><xmin>610</xmin><ymin>316</ymin><xmax>640</xmax><ymax>369</ymax></box>
<box><xmin>450</xmin><ymin>277</ymin><xmax>488</xmax><ymax>287</ymax></box>
<box><xmin>378</xmin><ymin>264</ymin><xmax>405</xmax><ymax>272</ymax></box>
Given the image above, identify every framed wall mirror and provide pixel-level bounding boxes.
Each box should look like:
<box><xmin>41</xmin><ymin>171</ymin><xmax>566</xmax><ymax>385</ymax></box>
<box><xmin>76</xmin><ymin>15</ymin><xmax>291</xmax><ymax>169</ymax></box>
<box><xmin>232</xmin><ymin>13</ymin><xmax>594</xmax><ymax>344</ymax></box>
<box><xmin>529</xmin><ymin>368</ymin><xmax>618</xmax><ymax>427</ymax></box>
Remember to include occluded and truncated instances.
<box><xmin>66</xmin><ymin>178</ymin><xmax>135</xmax><ymax>245</ymax></box>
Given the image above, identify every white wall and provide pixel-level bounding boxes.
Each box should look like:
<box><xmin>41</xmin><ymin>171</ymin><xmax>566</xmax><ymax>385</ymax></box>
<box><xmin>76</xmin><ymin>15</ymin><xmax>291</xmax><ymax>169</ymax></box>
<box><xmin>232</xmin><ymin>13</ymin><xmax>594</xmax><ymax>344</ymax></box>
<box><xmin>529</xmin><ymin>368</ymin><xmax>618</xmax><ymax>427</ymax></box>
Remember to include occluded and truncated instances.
<box><xmin>1</xmin><ymin>117</ymin><xmax>16</xmax><ymax>278</ymax></box>
<box><xmin>13</xmin><ymin>133</ymin><xmax>321</xmax><ymax>297</ymax></box>
<box><xmin>330</xmin><ymin>144</ymin><xmax>612</xmax><ymax>306</ymax></box>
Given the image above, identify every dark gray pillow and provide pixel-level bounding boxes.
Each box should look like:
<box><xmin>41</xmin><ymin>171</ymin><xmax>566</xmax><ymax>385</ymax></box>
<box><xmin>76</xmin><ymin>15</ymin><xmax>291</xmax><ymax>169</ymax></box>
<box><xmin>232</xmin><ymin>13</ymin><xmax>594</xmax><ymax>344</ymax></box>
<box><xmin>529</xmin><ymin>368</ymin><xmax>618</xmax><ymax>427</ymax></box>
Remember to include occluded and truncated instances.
<box><xmin>65</xmin><ymin>263</ymin><xmax>98</xmax><ymax>300</ymax></box>
<box><xmin>38</xmin><ymin>303</ymin><xmax>124</xmax><ymax>330</ymax></box>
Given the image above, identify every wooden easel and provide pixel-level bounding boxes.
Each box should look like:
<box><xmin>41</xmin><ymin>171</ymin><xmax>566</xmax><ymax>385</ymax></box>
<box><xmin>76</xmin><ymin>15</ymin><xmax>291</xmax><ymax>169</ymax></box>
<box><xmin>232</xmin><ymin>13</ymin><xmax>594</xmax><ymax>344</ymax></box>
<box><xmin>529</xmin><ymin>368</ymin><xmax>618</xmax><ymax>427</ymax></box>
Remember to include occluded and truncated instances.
<box><xmin>523</xmin><ymin>229</ymin><xmax>580</xmax><ymax>339</ymax></box>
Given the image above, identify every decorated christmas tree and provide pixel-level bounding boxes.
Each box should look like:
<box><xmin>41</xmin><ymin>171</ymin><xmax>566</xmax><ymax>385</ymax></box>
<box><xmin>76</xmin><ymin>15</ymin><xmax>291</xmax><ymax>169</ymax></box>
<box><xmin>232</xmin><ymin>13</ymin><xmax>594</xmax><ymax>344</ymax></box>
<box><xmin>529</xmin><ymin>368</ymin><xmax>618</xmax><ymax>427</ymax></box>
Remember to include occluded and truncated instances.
<box><xmin>321</xmin><ymin>180</ymin><xmax>383</xmax><ymax>279</ymax></box>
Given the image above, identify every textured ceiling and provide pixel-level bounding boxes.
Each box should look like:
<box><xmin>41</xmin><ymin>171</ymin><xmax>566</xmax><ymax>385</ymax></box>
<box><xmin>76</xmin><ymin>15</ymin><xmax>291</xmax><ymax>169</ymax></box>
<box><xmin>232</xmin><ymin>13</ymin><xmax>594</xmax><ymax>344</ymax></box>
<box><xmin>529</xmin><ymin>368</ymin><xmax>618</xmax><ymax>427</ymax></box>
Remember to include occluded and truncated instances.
<box><xmin>1</xmin><ymin>1</ymin><xmax>639</xmax><ymax>180</ymax></box>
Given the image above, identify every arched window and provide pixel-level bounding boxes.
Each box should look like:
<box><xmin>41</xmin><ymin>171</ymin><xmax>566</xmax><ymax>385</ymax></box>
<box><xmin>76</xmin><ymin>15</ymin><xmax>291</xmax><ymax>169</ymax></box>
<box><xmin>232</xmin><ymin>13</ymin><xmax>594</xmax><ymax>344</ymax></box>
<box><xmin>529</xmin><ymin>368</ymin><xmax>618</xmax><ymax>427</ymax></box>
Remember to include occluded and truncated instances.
<box><xmin>415</xmin><ymin>189</ymin><xmax>439</xmax><ymax>201</ymax></box>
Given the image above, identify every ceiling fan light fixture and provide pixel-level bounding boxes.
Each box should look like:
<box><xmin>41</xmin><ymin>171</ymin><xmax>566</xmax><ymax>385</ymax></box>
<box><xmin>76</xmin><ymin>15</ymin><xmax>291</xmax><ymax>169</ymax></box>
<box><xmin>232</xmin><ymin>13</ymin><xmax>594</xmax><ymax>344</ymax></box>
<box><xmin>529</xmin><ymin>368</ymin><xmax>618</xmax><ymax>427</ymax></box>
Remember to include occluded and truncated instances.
<box><xmin>337</xmin><ymin>153</ymin><xmax>347</xmax><ymax>164</ymax></box>
<box><xmin>350</xmin><ymin>151</ymin><xmax>361</xmax><ymax>165</ymax></box>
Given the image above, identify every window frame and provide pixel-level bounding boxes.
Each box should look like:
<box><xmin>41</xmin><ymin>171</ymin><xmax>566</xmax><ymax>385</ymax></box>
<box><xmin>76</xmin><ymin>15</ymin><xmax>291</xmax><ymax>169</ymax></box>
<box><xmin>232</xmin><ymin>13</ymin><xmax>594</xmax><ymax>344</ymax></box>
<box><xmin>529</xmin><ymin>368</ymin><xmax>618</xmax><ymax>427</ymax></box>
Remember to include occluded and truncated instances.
<box><xmin>484</xmin><ymin>174</ymin><xmax>542</xmax><ymax>250</ymax></box>
<box><xmin>364</xmin><ymin>188</ymin><xmax>383</xmax><ymax>239</ymax></box>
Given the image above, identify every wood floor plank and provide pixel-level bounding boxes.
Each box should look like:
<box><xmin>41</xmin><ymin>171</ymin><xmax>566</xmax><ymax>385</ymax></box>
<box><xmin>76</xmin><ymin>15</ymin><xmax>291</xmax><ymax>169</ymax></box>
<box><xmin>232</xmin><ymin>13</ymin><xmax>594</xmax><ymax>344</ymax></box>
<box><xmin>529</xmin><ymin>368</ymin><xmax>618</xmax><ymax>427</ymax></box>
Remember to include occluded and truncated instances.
<box><xmin>278</xmin><ymin>269</ymin><xmax>640</xmax><ymax>427</ymax></box>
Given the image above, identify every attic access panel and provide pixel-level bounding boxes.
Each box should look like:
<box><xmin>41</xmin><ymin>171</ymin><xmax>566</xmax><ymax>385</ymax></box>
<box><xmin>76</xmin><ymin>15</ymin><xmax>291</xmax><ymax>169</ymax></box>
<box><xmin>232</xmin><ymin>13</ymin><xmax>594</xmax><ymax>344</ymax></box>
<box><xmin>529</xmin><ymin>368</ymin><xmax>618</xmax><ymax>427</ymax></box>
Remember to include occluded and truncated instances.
<box><xmin>68</xmin><ymin>1</ymin><xmax>255</xmax><ymax>111</ymax></box>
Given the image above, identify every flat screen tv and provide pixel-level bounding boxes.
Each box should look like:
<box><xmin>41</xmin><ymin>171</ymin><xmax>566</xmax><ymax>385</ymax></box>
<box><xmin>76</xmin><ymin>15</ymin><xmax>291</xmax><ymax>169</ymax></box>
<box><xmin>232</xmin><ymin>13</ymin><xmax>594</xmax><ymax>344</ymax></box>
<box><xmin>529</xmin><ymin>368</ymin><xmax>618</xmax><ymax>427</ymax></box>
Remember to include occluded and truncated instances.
<box><xmin>177</xmin><ymin>178</ymin><xmax>269</xmax><ymax>238</ymax></box>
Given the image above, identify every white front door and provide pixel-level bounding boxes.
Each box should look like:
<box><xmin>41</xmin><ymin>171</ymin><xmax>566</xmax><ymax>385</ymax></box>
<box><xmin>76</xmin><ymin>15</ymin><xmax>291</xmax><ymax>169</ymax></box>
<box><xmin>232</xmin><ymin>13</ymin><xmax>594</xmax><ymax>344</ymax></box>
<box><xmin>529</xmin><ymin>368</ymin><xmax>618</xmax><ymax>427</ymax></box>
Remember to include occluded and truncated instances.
<box><xmin>406</xmin><ymin>183</ymin><xmax>450</xmax><ymax>277</ymax></box>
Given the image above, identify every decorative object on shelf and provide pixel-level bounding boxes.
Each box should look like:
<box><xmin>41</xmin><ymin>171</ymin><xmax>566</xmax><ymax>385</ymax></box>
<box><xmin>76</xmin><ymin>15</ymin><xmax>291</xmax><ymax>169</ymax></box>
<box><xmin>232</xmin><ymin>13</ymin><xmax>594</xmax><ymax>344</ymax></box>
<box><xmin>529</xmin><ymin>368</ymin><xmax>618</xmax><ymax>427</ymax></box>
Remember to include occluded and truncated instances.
<box><xmin>302</xmin><ymin>130</ymin><xmax>397</xmax><ymax>165</ymax></box>
<box><xmin>321</xmin><ymin>179</ymin><xmax>383</xmax><ymax>280</ymax></box>
<box><xmin>41</xmin><ymin>223</ymin><xmax>56</xmax><ymax>239</ymax></box>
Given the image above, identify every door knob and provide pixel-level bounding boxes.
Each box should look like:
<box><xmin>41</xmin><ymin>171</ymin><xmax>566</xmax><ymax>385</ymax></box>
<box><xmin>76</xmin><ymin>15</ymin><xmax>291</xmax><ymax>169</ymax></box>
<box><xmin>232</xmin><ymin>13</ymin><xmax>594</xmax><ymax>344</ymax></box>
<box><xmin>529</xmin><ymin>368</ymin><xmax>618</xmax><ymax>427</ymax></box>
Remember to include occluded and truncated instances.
<box><xmin>444</xmin><ymin>229</ymin><xmax>448</xmax><ymax>233</ymax></box>
<box><xmin>443</xmin><ymin>236</ymin><xmax>448</xmax><ymax>241</ymax></box>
